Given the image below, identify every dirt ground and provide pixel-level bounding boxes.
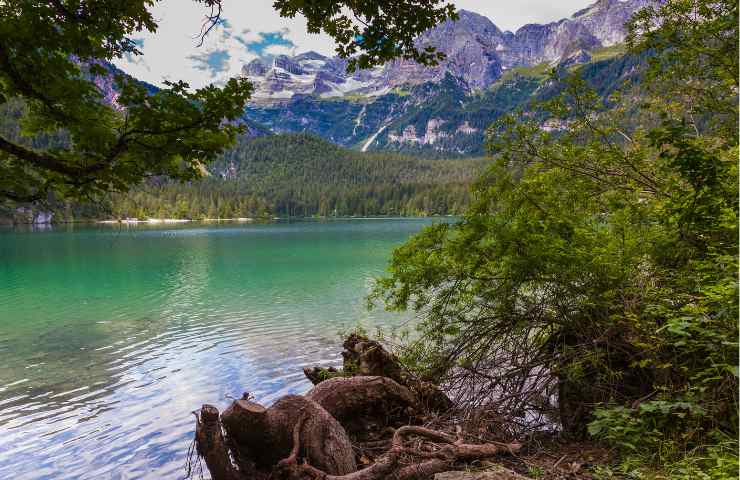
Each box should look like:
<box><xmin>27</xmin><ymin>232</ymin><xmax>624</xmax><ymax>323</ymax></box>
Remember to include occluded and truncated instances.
<box><xmin>474</xmin><ymin>435</ymin><xmax>615</xmax><ymax>479</ymax></box>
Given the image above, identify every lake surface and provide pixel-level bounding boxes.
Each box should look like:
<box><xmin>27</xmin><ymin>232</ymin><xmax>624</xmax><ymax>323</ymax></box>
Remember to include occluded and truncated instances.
<box><xmin>0</xmin><ymin>218</ymin><xmax>438</xmax><ymax>479</ymax></box>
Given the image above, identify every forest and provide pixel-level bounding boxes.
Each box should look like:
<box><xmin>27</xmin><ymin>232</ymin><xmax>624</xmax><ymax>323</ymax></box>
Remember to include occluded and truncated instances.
<box><xmin>0</xmin><ymin>131</ymin><xmax>482</xmax><ymax>222</ymax></box>
<box><xmin>106</xmin><ymin>134</ymin><xmax>482</xmax><ymax>220</ymax></box>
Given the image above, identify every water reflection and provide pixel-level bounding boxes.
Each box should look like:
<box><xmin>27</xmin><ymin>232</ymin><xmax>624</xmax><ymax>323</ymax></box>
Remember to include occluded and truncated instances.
<box><xmin>0</xmin><ymin>219</ymin><xmax>437</xmax><ymax>479</ymax></box>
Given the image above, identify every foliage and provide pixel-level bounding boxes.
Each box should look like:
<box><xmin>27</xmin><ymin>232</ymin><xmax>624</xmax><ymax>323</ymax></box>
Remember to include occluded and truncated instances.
<box><xmin>0</xmin><ymin>0</ymin><xmax>456</xmax><ymax>202</ymax></box>
<box><xmin>271</xmin><ymin>0</ymin><xmax>457</xmax><ymax>70</ymax></box>
<box><xmin>372</xmin><ymin>0</ymin><xmax>738</xmax><ymax>475</ymax></box>
<box><xmin>0</xmin><ymin>1</ymin><xmax>252</xmax><ymax>202</ymax></box>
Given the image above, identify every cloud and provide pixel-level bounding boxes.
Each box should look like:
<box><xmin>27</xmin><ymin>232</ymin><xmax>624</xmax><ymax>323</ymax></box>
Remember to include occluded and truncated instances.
<box><xmin>113</xmin><ymin>0</ymin><xmax>335</xmax><ymax>88</ymax></box>
<box><xmin>235</xmin><ymin>30</ymin><xmax>296</xmax><ymax>58</ymax></box>
<box><xmin>187</xmin><ymin>49</ymin><xmax>231</xmax><ymax>77</ymax></box>
<box><xmin>123</xmin><ymin>37</ymin><xmax>151</xmax><ymax>70</ymax></box>
<box><xmin>113</xmin><ymin>0</ymin><xmax>595</xmax><ymax>89</ymax></box>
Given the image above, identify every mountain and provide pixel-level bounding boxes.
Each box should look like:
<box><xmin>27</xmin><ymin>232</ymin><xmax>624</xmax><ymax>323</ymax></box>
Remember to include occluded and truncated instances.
<box><xmin>92</xmin><ymin>61</ymin><xmax>271</xmax><ymax>139</ymax></box>
<box><xmin>242</xmin><ymin>0</ymin><xmax>653</xmax><ymax>155</ymax></box>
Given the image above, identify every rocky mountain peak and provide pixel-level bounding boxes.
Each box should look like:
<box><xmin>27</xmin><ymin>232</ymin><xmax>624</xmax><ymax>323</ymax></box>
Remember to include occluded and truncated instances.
<box><xmin>294</xmin><ymin>51</ymin><xmax>329</xmax><ymax>62</ymax></box>
<box><xmin>241</xmin><ymin>0</ymin><xmax>653</xmax><ymax>105</ymax></box>
<box><xmin>242</xmin><ymin>58</ymin><xmax>268</xmax><ymax>77</ymax></box>
<box><xmin>448</xmin><ymin>9</ymin><xmax>503</xmax><ymax>36</ymax></box>
<box><xmin>568</xmin><ymin>0</ymin><xmax>654</xmax><ymax>46</ymax></box>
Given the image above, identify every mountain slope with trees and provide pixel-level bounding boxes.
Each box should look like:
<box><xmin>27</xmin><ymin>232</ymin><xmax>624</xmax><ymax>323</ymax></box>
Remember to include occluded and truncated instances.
<box><xmin>105</xmin><ymin>134</ymin><xmax>482</xmax><ymax>220</ymax></box>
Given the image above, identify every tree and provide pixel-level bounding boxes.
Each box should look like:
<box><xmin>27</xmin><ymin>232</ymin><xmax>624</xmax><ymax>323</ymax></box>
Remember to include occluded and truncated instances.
<box><xmin>0</xmin><ymin>0</ymin><xmax>457</xmax><ymax>202</ymax></box>
<box><xmin>373</xmin><ymin>0</ymin><xmax>737</xmax><ymax>475</ymax></box>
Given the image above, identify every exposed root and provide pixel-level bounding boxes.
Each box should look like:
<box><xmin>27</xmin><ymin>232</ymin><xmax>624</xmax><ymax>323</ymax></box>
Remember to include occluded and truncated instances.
<box><xmin>192</xmin><ymin>335</ymin><xmax>521</xmax><ymax>480</ymax></box>
<box><xmin>272</xmin><ymin>424</ymin><xmax>521</xmax><ymax>480</ymax></box>
<box><xmin>304</xmin><ymin>334</ymin><xmax>453</xmax><ymax>413</ymax></box>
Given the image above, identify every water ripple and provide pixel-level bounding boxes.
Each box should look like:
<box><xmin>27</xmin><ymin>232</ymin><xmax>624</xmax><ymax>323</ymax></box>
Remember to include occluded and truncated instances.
<box><xmin>0</xmin><ymin>219</ymin><xmax>439</xmax><ymax>479</ymax></box>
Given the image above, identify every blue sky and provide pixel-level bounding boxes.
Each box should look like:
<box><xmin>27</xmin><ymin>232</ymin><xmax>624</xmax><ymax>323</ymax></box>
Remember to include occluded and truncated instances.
<box><xmin>115</xmin><ymin>0</ymin><xmax>594</xmax><ymax>89</ymax></box>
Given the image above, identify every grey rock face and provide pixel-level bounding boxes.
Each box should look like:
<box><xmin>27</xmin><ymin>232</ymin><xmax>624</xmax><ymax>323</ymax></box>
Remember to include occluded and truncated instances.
<box><xmin>571</xmin><ymin>0</ymin><xmax>655</xmax><ymax>46</ymax></box>
<box><xmin>242</xmin><ymin>59</ymin><xmax>268</xmax><ymax>77</ymax></box>
<box><xmin>499</xmin><ymin>20</ymin><xmax>601</xmax><ymax>67</ymax></box>
<box><xmin>557</xmin><ymin>49</ymin><xmax>593</xmax><ymax>68</ymax></box>
<box><xmin>380</xmin><ymin>10</ymin><xmax>505</xmax><ymax>90</ymax></box>
<box><xmin>241</xmin><ymin>0</ymin><xmax>652</xmax><ymax>103</ymax></box>
<box><xmin>240</xmin><ymin>0</ymin><xmax>653</xmax><ymax>155</ymax></box>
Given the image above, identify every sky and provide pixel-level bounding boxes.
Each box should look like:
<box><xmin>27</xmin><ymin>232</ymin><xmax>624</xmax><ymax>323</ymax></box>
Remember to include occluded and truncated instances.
<box><xmin>115</xmin><ymin>0</ymin><xmax>595</xmax><ymax>89</ymax></box>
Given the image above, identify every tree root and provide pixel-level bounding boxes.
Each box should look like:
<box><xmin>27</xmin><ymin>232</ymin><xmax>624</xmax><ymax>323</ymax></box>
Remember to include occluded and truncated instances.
<box><xmin>220</xmin><ymin>395</ymin><xmax>356</xmax><ymax>474</ymax></box>
<box><xmin>274</xmin><ymin>424</ymin><xmax>522</xmax><ymax>480</ymax></box>
<box><xmin>304</xmin><ymin>334</ymin><xmax>453</xmax><ymax>413</ymax></box>
<box><xmin>306</xmin><ymin>376</ymin><xmax>418</xmax><ymax>436</ymax></box>
<box><xmin>192</xmin><ymin>335</ymin><xmax>519</xmax><ymax>480</ymax></box>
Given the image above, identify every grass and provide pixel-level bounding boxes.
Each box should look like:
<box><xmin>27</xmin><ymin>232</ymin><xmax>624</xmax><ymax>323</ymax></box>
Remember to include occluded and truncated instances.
<box><xmin>487</xmin><ymin>63</ymin><xmax>551</xmax><ymax>92</ymax></box>
<box><xmin>589</xmin><ymin>44</ymin><xmax>628</xmax><ymax>62</ymax></box>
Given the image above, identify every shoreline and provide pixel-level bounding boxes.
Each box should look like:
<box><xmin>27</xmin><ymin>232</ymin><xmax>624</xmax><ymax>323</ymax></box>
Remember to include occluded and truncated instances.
<box><xmin>96</xmin><ymin>217</ymin><xmax>255</xmax><ymax>224</ymax></box>
<box><xmin>1</xmin><ymin>215</ymin><xmax>457</xmax><ymax>227</ymax></box>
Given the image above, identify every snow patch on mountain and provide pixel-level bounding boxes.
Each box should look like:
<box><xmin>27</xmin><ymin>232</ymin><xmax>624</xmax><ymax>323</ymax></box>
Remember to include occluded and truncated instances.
<box><xmin>242</xmin><ymin>0</ymin><xmax>653</xmax><ymax>105</ymax></box>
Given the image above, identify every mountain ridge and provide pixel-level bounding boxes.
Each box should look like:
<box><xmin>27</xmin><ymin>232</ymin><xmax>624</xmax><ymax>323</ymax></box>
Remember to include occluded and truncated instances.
<box><xmin>242</xmin><ymin>1</ymin><xmax>652</xmax><ymax>102</ymax></box>
<box><xmin>241</xmin><ymin>0</ymin><xmax>653</xmax><ymax>155</ymax></box>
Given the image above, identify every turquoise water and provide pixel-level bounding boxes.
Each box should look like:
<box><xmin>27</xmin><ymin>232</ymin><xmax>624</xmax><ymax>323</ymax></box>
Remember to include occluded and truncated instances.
<box><xmin>0</xmin><ymin>219</ymin><xmax>436</xmax><ymax>479</ymax></box>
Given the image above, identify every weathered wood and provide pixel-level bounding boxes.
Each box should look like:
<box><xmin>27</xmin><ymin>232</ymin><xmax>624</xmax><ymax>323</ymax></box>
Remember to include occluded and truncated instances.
<box><xmin>306</xmin><ymin>376</ymin><xmax>418</xmax><ymax>434</ymax></box>
<box><xmin>221</xmin><ymin>395</ymin><xmax>356</xmax><ymax>475</ymax></box>
<box><xmin>304</xmin><ymin>334</ymin><xmax>453</xmax><ymax>414</ymax></box>
<box><xmin>194</xmin><ymin>405</ymin><xmax>247</xmax><ymax>480</ymax></box>
<box><xmin>193</xmin><ymin>336</ymin><xmax>519</xmax><ymax>480</ymax></box>
<box><xmin>271</xmin><ymin>424</ymin><xmax>522</xmax><ymax>480</ymax></box>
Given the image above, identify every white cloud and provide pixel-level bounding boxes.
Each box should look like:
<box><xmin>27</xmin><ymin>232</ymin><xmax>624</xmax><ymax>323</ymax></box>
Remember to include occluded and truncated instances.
<box><xmin>263</xmin><ymin>44</ymin><xmax>297</xmax><ymax>57</ymax></box>
<box><xmin>114</xmin><ymin>0</ymin><xmax>595</xmax><ymax>89</ymax></box>
<box><xmin>454</xmin><ymin>0</ymin><xmax>596</xmax><ymax>32</ymax></box>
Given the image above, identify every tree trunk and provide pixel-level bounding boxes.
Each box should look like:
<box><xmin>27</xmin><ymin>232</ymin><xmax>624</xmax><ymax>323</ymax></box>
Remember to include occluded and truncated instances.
<box><xmin>306</xmin><ymin>376</ymin><xmax>418</xmax><ymax>435</ymax></box>
<box><xmin>194</xmin><ymin>405</ymin><xmax>248</xmax><ymax>480</ymax></box>
<box><xmin>221</xmin><ymin>394</ymin><xmax>357</xmax><ymax>475</ymax></box>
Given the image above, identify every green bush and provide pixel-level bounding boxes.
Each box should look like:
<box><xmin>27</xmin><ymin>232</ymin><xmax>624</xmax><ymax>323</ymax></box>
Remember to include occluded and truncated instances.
<box><xmin>373</xmin><ymin>1</ymin><xmax>738</xmax><ymax>475</ymax></box>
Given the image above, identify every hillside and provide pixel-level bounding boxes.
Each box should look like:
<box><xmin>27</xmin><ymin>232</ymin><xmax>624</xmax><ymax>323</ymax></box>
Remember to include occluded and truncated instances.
<box><xmin>246</xmin><ymin>46</ymin><xmax>642</xmax><ymax>158</ymax></box>
<box><xmin>0</xmin><ymin>0</ymin><xmax>656</xmax><ymax>222</ymax></box>
<box><xmin>104</xmin><ymin>134</ymin><xmax>483</xmax><ymax>220</ymax></box>
<box><xmin>0</xmin><ymin>116</ymin><xmax>481</xmax><ymax>224</ymax></box>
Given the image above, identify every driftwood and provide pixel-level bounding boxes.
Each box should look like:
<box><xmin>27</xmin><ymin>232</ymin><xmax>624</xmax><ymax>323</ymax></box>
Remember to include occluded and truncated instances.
<box><xmin>192</xmin><ymin>336</ymin><xmax>520</xmax><ymax>480</ymax></box>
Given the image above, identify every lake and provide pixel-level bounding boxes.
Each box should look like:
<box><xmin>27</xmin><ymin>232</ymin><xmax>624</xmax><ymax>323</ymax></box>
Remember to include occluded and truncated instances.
<box><xmin>0</xmin><ymin>218</ymin><xmax>439</xmax><ymax>479</ymax></box>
